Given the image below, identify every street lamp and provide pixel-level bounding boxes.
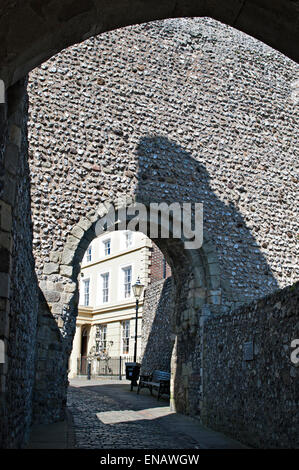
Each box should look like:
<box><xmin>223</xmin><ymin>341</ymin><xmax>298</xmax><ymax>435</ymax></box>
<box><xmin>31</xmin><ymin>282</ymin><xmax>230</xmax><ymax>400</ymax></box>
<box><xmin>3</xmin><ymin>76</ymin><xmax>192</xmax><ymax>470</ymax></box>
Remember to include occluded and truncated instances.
<box><xmin>132</xmin><ymin>277</ymin><xmax>144</xmax><ymax>363</ymax></box>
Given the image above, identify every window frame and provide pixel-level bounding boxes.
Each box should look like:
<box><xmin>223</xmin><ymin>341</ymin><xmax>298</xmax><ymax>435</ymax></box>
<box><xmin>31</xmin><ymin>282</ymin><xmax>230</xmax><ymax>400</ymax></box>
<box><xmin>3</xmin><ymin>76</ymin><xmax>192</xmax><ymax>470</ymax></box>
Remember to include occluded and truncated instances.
<box><xmin>124</xmin><ymin>231</ymin><xmax>133</xmax><ymax>249</ymax></box>
<box><xmin>101</xmin><ymin>272</ymin><xmax>110</xmax><ymax>304</ymax></box>
<box><xmin>86</xmin><ymin>245</ymin><xmax>92</xmax><ymax>263</ymax></box>
<box><xmin>122</xmin><ymin>265</ymin><xmax>132</xmax><ymax>299</ymax></box>
<box><xmin>82</xmin><ymin>278</ymin><xmax>90</xmax><ymax>307</ymax></box>
<box><xmin>121</xmin><ymin>320</ymin><xmax>130</xmax><ymax>355</ymax></box>
<box><xmin>96</xmin><ymin>324</ymin><xmax>107</xmax><ymax>353</ymax></box>
<box><xmin>103</xmin><ymin>238</ymin><xmax>111</xmax><ymax>257</ymax></box>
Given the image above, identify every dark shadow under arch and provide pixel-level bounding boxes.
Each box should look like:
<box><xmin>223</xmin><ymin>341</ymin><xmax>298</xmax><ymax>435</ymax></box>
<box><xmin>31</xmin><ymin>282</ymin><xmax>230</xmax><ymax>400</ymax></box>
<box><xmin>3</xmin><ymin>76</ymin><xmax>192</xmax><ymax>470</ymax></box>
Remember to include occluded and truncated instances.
<box><xmin>0</xmin><ymin>0</ymin><xmax>298</xmax><ymax>89</ymax></box>
<box><xmin>33</xmin><ymin>134</ymin><xmax>279</xmax><ymax>420</ymax></box>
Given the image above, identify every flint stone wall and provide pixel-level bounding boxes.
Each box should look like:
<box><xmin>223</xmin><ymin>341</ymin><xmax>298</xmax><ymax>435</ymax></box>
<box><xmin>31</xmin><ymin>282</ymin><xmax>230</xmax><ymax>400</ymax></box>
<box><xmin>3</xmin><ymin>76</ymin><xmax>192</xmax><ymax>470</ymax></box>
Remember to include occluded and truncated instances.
<box><xmin>0</xmin><ymin>79</ymin><xmax>39</xmax><ymax>448</ymax></box>
<box><xmin>142</xmin><ymin>276</ymin><xmax>299</xmax><ymax>448</ymax></box>
<box><xmin>28</xmin><ymin>18</ymin><xmax>298</xmax><ymax>306</ymax></box>
<box><xmin>141</xmin><ymin>278</ymin><xmax>174</xmax><ymax>374</ymax></box>
<box><xmin>26</xmin><ymin>17</ymin><xmax>298</xmax><ymax>441</ymax></box>
<box><xmin>202</xmin><ymin>281</ymin><xmax>299</xmax><ymax>448</ymax></box>
<box><xmin>0</xmin><ymin>17</ymin><xmax>298</xmax><ymax>448</ymax></box>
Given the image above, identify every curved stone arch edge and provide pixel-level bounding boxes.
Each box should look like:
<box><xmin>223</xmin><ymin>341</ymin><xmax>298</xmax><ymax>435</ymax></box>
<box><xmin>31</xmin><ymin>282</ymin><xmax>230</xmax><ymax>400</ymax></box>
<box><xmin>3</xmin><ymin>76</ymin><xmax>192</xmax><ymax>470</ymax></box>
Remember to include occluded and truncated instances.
<box><xmin>1</xmin><ymin>0</ymin><xmax>298</xmax><ymax>88</ymax></box>
<box><xmin>39</xmin><ymin>198</ymin><xmax>227</xmax><ymax>335</ymax></box>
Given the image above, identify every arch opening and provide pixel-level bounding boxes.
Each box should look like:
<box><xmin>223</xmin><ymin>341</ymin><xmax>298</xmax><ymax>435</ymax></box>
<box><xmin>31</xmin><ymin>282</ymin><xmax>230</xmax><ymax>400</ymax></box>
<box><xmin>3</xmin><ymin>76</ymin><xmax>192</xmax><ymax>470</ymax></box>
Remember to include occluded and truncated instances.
<box><xmin>35</xmin><ymin>200</ymin><xmax>222</xmax><ymax>420</ymax></box>
<box><xmin>21</xmin><ymin>15</ymin><xmax>297</xmax><ymax>434</ymax></box>
<box><xmin>1</xmin><ymin>1</ymin><xmax>298</xmax><ymax>89</ymax></box>
<box><xmin>0</xmin><ymin>13</ymin><xmax>298</xmax><ymax>448</ymax></box>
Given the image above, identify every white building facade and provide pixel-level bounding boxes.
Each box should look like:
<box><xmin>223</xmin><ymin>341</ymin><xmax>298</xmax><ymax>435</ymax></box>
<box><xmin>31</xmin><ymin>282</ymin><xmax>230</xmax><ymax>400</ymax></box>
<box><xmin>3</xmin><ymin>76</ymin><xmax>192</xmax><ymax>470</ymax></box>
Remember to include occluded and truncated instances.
<box><xmin>68</xmin><ymin>230</ymin><xmax>153</xmax><ymax>378</ymax></box>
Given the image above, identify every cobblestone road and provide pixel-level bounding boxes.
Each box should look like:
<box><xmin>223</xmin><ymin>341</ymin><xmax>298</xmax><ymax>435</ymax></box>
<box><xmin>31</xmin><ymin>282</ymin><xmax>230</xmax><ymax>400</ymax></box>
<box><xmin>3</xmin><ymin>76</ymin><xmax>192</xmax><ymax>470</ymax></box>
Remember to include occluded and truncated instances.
<box><xmin>68</xmin><ymin>381</ymin><xmax>200</xmax><ymax>449</ymax></box>
<box><xmin>67</xmin><ymin>379</ymin><xmax>247</xmax><ymax>449</ymax></box>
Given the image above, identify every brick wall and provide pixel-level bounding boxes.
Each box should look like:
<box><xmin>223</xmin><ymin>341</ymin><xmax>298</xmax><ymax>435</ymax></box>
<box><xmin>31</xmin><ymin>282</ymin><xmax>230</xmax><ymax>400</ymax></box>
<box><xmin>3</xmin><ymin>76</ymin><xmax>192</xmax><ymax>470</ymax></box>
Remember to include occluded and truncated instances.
<box><xmin>149</xmin><ymin>242</ymin><xmax>171</xmax><ymax>284</ymax></box>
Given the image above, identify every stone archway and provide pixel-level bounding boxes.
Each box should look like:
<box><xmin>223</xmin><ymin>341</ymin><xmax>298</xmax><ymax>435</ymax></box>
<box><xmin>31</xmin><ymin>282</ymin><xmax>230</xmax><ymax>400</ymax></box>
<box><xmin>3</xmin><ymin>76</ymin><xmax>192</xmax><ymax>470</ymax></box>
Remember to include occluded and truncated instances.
<box><xmin>0</xmin><ymin>0</ymin><xmax>298</xmax><ymax>89</ymax></box>
<box><xmin>35</xmin><ymin>198</ymin><xmax>223</xmax><ymax>421</ymax></box>
<box><xmin>0</xmin><ymin>5</ymin><xmax>298</xmax><ymax>448</ymax></box>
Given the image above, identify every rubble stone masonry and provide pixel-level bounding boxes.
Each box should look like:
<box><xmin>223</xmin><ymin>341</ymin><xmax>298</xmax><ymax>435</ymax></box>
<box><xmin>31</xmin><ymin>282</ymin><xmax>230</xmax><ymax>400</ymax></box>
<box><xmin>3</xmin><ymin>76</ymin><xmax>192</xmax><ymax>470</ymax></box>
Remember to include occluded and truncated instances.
<box><xmin>28</xmin><ymin>18</ymin><xmax>298</xmax><ymax>297</ymax></box>
<box><xmin>141</xmin><ymin>277</ymin><xmax>174</xmax><ymax>374</ymax></box>
<box><xmin>25</xmin><ymin>17</ymin><xmax>299</xmax><ymax>447</ymax></box>
<box><xmin>0</xmin><ymin>17</ymin><xmax>298</xmax><ymax>447</ymax></box>
<box><xmin>202</xmin><ymin>281</ymin><xmax>299</xmax><ymax>448</ymax></box>
<box><xmin>141</xmin><ymin>277</ymin><xmax>298</xmax><ymax>447</ymax></box>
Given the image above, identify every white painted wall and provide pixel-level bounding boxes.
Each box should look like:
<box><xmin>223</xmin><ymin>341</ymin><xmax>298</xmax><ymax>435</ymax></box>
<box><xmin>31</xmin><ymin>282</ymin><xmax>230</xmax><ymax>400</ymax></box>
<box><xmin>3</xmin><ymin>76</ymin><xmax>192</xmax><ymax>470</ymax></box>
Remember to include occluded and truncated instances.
<box><xmin>69</xmin><ymin>230</ymin><xmax>152</xmax><ymax>378</ymax></box>
<box><xmin>79</xmin><ymin>230</ymin><xmax>151</xmax><ymax>308</ymax></box>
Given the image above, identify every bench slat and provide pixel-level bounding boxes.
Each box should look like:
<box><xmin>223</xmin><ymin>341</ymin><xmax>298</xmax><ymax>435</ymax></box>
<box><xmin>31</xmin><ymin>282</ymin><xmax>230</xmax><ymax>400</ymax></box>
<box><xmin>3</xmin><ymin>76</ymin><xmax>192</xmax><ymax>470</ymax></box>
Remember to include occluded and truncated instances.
<box><xmin>137</xmin><ymin>369</ymin><xmax>170</xmax><ymax>400</ymax></box>
<box><xmin>152</xmin><ymin>371</ymin><xmax>170</xmax><ymax>382</ymax></box>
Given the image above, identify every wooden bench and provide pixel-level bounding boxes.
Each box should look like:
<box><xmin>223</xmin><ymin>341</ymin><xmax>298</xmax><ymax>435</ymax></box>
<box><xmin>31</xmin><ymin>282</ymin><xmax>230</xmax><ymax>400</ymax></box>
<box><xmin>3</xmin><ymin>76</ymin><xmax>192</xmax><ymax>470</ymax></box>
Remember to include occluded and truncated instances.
<box><xmin>137</xmin><ymin>370</ymin><xmax>170</xmax><ymax>400</ymax></box>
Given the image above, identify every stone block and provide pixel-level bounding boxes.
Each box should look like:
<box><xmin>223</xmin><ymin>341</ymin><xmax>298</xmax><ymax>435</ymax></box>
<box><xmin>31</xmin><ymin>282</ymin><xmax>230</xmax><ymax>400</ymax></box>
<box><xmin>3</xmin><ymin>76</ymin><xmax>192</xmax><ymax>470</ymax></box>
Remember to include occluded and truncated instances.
<box><xmin>0</xmin><ymin>273</ymin><xmax>10</xmax><ymax>298</ymax></box>
<box><xmin>60</xmin><ymin>265</ymin><xmax>73</xmax><ymax>277</ymax></box>
<box><xmin>78</xmin><ymin>217</ymin><xmax>93</xmax><ymax>232</ymax></box>
<box><xmin>208</xmin><ymin>263</ymin><xmax>220</xmax><ymax>276</ymax></box>
<box><xmin>4</xmin><ymin>143</ymin><xmax>19</xmax><ymax>175</ymax></box>
<box><xmin>0</xmin><ymin>232</ymin><xmax>12</xmax><ymax>251</ymax></box>
<box><xmin>1</xmin><ymin>176</ymin><xmax>16</xmax><ymax>206</ymax></box>
<box><xmin>71</xmin><ymin>225</ymin><xmax>84</xmax><ymax>240</ymax></box>
<box><xmin>60</xmin><ymin>292</ymin><xmax>74</xmax><ymax>304</ymax></box>
<box><xmin>205</xmin><ymin>252</ymin><xmax>219</xmax><ymax>264</ymax></box>
<box><xmin>43</xmin><ymin>262</ymin><xmax>59</xmax><ymax>275</ymax></box>
<box><xmin>193</xmin><ymin>296</ymin><xmax>205</xmax><ymax>308</ymax></box>
<box><xmin>0</xmin><ymin>248</ymin><xmax>10</xmax><ymax>273</ymax></box>
<box><xmin>0</xmin><ymin>202</ymin><xmax>12</xmax><ymax>232</ymax></box>
<box><xmin>202</xmin><ymin>240</ymin><xmax>216</xmax><ymax>255</ymax></box>
<box><xmin>8</xmin><ymin>124</ymin><xmax>21</xmax><ymax>148</ymax></box>
<box><xmin>0</xmin><ymin>311</ymin><xmax>9</xmax><ymax>338</ymax></box>
<box><xmin>44</xmin><ymin>291</ymin><xmax>61</xmax><ymax>303</ymax></box>
<box><xmin>56</xmin><ymin>318</ymin><xmax>64</xmax><ymax>328</ymax></box>
<box><xmin>61</xmin><ymin>247</ymin><xmax>75</xmax><ymax>265</ymax></box>
<box><xmin>50</xmin><ymin>303</ymin><xmax>64</xmax><ymax>315</ymax></box>
<box><xmin>210</xmin><ymin>275</ymin><xmax>220</xmax><ymax>289</ymax></box>
<box><xmin>49</xmin><ymin>251</ymin><xmax>61</xmax><ymax>263</ymax></box>
<box><xmin>208</xmin><ymin>289</ymin><xmax>221</xmax><ymax>305</ymax></box>
<box><xmin>96</xmin><ymin>204</ymin><xmax>107</xmax><ymax>218</ymax></box>
<box><xmin>66</xmin><ymin>235</ymin><xmax>81</xmax><ymax>249</ymax></box>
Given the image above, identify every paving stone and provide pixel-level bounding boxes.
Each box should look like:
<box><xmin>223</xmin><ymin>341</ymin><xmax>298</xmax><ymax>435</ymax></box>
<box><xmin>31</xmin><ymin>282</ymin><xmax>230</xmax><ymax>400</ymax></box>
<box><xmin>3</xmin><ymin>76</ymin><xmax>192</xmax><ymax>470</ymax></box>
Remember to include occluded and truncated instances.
<box><xmin>67</xmin><ymin>379</ymin><xmax>247</xmax><ymax>449</ymax></box>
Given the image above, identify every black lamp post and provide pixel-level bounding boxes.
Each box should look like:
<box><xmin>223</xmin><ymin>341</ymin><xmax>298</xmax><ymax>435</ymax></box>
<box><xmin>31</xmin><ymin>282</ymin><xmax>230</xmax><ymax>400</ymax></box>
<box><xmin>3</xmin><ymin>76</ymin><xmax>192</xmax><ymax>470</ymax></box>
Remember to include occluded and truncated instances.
<box><xmin>125</xmin><ymin>277</ymin><xmax>144</xmax><ymax>391</ymax></box>
<box><xmin>132</xmin><ymin>277</ymin><xmax>144</xmax><ymax>363</ymax></box>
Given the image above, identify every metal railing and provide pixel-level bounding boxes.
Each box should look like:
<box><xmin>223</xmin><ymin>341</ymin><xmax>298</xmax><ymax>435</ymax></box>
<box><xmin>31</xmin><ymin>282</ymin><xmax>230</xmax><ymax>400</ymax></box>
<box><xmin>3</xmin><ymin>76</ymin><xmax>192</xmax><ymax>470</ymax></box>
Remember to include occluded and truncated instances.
<box><xmin>77</xmin><ymin>355</ymin><xmax>141</xmax><ymax>378</ymax></box>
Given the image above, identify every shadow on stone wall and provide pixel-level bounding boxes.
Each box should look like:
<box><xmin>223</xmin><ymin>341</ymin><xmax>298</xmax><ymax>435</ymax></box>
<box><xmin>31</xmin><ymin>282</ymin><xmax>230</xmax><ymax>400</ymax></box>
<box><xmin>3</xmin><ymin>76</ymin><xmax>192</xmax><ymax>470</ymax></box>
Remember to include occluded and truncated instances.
<box><xmin>141</xmin><ymin>278</ymin><xmax>175</xmax><ymax>375</ymax></box>
<box><xmin>66</xmin><ymin>134</ymin><xmax>282</xmax><ymax>420</ymax></box>
<box><xmin>134</xmin><ymin>135</ymin><xmax>279</xmax><ymax>307</ymax></box>
<box><xmin>202</xmin><ymin>281</ymin><xmax>299</xmax><ymax>448</ymax></box>
<box><xmin>32</xmin><ymin>136</ymin><xmax>282</xmax><ymax>433</ymax></box>
<box><xmin>0</xmin><ymin>79</ymin><xmax>40</xmax><ymax>448</ymax></box>
<box><xmin>32</xmin><ymin>288</ymin><xmax>67</xmax><ymax>425</ymax></box>
<box><xmin>133</xmin><ymin>135</ymin><xmax>280</xmax><ymax>417</ymax></box>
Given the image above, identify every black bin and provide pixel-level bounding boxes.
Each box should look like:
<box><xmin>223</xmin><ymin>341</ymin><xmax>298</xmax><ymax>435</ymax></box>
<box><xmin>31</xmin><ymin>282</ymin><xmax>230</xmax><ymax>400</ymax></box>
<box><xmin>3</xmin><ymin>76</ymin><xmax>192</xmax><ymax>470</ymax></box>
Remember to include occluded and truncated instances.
<box><xmin>125</xmin><ymin>362</ymin><xmax>141</xmax><ymax>388</ymax></box>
